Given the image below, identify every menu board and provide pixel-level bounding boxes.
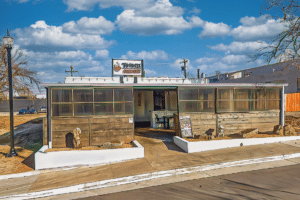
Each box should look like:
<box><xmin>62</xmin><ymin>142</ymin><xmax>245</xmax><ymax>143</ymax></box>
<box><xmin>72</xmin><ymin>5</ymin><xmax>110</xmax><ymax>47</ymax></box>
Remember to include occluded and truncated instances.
<box><xmin>179</xmin><ymin>116</ymin><xmax>193</xmax><ymax>138</ymax></box>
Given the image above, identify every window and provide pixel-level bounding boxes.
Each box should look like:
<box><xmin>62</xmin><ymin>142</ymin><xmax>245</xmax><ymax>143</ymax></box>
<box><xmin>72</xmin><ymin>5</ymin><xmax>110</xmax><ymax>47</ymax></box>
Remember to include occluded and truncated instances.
<box><xmin>179</xmin><ymin>88</ymin><xmax>215</xmax><ymax>112</ymax></box>
<box><xmin>52</xmin><ymin>89</ymin><xmax>73</xmax><ymax>116</ymax></box>
<box><xmin>234</xmin><ymin>89</ymin><xmax>250</xmax><ymax>112</ymax></box>
<box><xmin>51</xmin><ymin>88</ymin><xmax>133</xmax><ymax>116</ymax></box>
<box><xmin>114</xmin><ymin>89</ymin><xmax>133</xmax><ymax>114</ymax></box>
<box><xmin>94</xmin><ymin>89</ymin><xmax>113</xmax><ymax>115</ymax></box>
<box><xmin>217</xmin><ymin>89</ymin><xmax>233</xmax><ymax>112</ymax></box>
<box><xmin>52</xmin><ymin>89</ymin><xmax>72</xmax><ymax>102</ymax></box>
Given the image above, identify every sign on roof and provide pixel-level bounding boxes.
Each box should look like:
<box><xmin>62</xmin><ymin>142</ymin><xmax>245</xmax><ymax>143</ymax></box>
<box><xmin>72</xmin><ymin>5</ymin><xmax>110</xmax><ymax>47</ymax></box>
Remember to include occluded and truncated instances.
<box><xmin>112</xmin><ymin>59</ymin><xmax>143</xmax><ymax>76</ymax></box>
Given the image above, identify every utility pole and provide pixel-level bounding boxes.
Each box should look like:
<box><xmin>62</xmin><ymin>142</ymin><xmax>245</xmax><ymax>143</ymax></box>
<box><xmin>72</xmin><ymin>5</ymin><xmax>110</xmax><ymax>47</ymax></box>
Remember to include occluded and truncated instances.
<box><xmin>65</xmin><ymin>65</ymin><xmax>78</xmax><ymax>77</ymax></box>
<box><xmin>180</xmin><ymin>59</ymin><xmax>188</xmax><ymax>79</ymax></box>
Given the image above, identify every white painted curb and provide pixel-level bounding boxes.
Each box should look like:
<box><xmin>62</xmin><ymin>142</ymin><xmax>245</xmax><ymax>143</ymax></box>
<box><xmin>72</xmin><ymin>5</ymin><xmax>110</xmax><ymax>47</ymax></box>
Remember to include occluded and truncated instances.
<box><xmin>1</xmin><ymin>152</ymin><xmax>300</xmax><ymax>200</ymax></box>
<box><xmin>35</xmin><ymin>140</ymin><xmax>144</xmax><ymax>170</ymax></box>
<box><xmin>174</xmin><ymin>135</ymin><xmax>300</xmax><ymax>153</ymax></box>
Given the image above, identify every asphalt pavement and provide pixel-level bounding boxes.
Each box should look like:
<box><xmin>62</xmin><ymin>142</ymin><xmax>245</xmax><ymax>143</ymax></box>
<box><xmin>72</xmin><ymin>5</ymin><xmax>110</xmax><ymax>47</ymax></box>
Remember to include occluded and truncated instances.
<box><xmin>79</xmin><ymin>164</ymin><xmax>300</xmax><ymax>200</ymax></box>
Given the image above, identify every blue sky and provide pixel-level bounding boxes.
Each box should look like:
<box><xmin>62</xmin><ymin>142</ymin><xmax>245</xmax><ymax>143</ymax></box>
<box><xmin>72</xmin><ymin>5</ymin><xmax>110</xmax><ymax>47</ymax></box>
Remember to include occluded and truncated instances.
<box><xmin>1</xmin><ymin>0</ymin><xmax>287</xmax><ymax>87</ymax></box>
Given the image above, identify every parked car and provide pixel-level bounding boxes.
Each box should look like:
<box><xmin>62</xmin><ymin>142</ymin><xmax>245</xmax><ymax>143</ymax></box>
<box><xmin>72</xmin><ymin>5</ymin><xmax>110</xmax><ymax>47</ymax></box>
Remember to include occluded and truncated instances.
<box><xmin>29</xmin><ymin>109</ymin><xmax>37</xmax><ymax>114</ymax></box>
<box><xmin>40</xmin><ymin>106</ymin><xmax>47</xmax><ymax>113</ymax></box>
<box><xmin>19</xmin><ymin>109</ymin><xmax>28</xmax><ymax>114</ymax></box>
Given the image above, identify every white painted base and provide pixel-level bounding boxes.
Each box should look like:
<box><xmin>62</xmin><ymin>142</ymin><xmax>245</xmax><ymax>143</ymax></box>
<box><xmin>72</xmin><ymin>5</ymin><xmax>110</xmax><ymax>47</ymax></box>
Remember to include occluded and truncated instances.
<box><xmin>35</xmin><ymin>140</ymin><xmax>144</xmax><ymax>170</ymax></box>
<box><xmin>174</xmin><ymin>136</ymin><xmax>300</xmax><ymax>153</ymax></box>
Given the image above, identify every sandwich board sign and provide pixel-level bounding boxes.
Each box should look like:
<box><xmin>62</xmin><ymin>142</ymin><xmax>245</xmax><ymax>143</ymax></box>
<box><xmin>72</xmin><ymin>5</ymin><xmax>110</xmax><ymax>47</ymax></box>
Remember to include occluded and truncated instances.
<box><xmin>179</xmin><ymin>116</ymin><xmax>193</xmax><ymax>138</ymax></box>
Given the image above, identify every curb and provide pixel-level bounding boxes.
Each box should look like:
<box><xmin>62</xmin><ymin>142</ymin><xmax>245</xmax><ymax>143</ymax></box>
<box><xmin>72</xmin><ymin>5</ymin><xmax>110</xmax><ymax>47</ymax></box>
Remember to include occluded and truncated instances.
<box><xmin>1</xmin><ymin>152</ymin><xmax>300</xmax><ymax>200</ymax></box>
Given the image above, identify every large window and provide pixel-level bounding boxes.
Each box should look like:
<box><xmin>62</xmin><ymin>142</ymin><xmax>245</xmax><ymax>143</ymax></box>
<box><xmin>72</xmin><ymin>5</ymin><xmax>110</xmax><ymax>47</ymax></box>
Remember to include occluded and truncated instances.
<box><xmin>179</xmin><ymin>88</ymin><xmax>215</xmax><ymax>112</ymax></box>
<box><xmin>178</xmin><ymin>87</ymin><xmax>281</xmax><ymax>113</ymax></box>
<box><xmin>52</xmin><ymin>88</ymin><xmax>133</xmax><ymax>116</ymax></box>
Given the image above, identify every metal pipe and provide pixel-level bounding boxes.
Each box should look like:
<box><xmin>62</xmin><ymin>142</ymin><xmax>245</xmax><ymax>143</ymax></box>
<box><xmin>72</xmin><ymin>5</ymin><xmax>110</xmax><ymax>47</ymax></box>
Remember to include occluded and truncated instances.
<box><xmin>280</xmin><ymin>86</ymin><xmax>285</xmax><ymax>127</ymax></box>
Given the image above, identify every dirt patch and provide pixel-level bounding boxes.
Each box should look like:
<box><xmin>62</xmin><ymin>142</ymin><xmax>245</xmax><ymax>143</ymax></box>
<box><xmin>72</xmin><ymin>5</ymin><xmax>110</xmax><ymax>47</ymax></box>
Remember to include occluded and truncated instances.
<box><xmin>0</xmin><ymin>145</ymin><xmax>34</xmax><ymax>175</ymax></box>
<box><xmin>45</xmin><ymin>142</ymin><xmax>133</xmax><ymax>153</ymax></box>
<box><xmin>0</xmin><ymin>114</ymin><xmax>46</xmax><ymax>136</ymax></box>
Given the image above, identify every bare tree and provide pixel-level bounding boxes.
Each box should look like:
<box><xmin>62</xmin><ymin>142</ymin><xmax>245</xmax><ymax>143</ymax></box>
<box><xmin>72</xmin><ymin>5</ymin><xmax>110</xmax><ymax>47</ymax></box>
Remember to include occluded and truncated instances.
<box><xmin>250</xmin><ymin>0</ymin><xmax>300</xmax><ymax>65</ymax></box>
<box><xmin>0</xmin><ymin>42</ymin><xmax>40</xmax><ymax>98</ymax></box>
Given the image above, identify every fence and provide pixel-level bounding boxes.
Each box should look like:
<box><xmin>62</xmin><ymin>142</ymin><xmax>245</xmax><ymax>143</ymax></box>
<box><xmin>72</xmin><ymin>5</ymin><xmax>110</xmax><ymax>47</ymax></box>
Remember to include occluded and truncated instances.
<box><xmin>286</xmin><ymin>93</ymin><xmax>300</xmax><ymax>112</ymax></box>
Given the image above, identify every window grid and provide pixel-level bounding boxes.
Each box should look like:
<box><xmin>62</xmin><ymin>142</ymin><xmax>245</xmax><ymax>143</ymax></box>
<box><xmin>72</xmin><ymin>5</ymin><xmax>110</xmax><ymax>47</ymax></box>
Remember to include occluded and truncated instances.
<box><xmin>51</xmin><ymin>88</ymin><xmax>133</xmax><ymax>117</ymax></box>
<box><xmin>179</xmin><ymin>88</ymin><xmax>281</xmax><ymax>113</ymax></box>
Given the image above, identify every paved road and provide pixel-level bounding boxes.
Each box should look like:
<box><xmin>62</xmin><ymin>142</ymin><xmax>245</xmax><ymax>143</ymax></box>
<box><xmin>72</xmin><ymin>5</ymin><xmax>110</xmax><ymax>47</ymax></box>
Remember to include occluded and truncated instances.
<box><xmin>79</xmin><ymin>164</ymin><xmax>300</xmax><ymax>200</ymax></box>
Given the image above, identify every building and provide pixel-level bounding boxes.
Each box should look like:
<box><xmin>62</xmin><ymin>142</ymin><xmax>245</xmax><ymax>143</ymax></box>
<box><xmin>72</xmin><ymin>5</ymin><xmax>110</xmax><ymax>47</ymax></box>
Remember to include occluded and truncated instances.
<box><xmin>42</xmin><ymin>59</ymin><xmax>287</xmax><ymax>149</ymax></box>
<box><xmin>207</xmin><ymin>60</ymin><xmax>300</xmax><ymax>93</ymax></box>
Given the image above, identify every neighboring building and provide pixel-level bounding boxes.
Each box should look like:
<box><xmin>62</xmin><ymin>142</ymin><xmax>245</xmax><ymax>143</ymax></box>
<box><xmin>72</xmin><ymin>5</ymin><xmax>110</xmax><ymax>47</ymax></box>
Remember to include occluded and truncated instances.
<box><xmin>207</xmin><ymin>60</ymin><xmax>300</xmax><ymax>93</ymax></box>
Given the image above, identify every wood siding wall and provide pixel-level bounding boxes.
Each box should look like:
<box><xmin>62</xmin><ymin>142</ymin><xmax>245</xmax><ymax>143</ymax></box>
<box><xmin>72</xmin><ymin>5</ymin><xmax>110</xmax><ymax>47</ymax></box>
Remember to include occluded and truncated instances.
<box><xmin>50</xmin><ymin>115</ymin><xmax>134</xmax><ymax>148</ymax></box>
<box><xmin>286</xmin><ymin>93</ymin><xmax>300</xmax><ymax>111</ymax></box>
<box><xmin>43</xmin><ymin>117</ymin><xmax>47</xmax><ymax>146</ymax></box>
<box><xmin>180</xmin><ymin>110</ymin><xmax>280</xmax><ymax>136</ymax></box>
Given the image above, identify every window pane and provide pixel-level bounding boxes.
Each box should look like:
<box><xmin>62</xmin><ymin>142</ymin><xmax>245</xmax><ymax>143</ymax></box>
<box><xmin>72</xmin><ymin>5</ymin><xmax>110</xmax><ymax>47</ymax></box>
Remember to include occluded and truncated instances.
<box><xmin>217</xmin><ymin>89</ymin><xmax>232</xmax><ymax>100</ymax></box>
<box><xmin>114</xmin><ymin>102</ymin><xmax>133</xmax><ymax>114</ymax></box>
<box><xmin>234</xmin><ymin>101</ymin><xmax>250</xmax><ymax>112</ymax></box>
<box><xmin>73</xmin><ymin>90</ymin><xmax>93</xmax><ymax>102</ymax></box>
<box><xmin>95</xmin><ymin>103</ymin><xmax>113</xmax><ymax>115</ymax></box>
<box><xmin>74</xmin><ymin>103</ymin><xmax>93</xmax><ymax>116</ymax></box>
<box><xmin>179</xmin><ymin>89</ymin><xmax>198</xmax><ymax>100</ymax></box>
<box><xmin>52</xmin><ymin>104</ymin><xmax>72</xmax><ymax>116</ymax></box>
<box><xmin>199</xmin><ymin>89</ymin><xmax>215</xmax><ymax>100</ymax></box>
<box><xmin>217</xmin><ymin>101</ymin><xmax>232</xmax><ymax>112</ymax></box>
<box><xmin>266</xmin><ymin>88</ymin><xmax>280</xmax><ymax>99</ymax></box>
<box><xmin>52</xmin><ymin>89</ymin><xmax>72</xmax><ymax>102</ymax></box>
<box><xmin>179</xmin><ymin>101</ymin><xmax>197</xmax><ymax>112</ymax></box>
<box><xmin>198</xmin><ymin>101</ymin><xmax>215</xmax><ymax>112</ymax></box>
<box><xmin>114</xmin><ymin>89</ymin><xmax>133</xmax><ymax>101</ymax></box>
<box><xmin>251</xmin><ymin>100</ymin><xmax>265</xmax><ymax>111</ymax></box>
<box><xmin>251</xmin><ymin>89</ymin><xmax>265</xmax><ymax>100</ymax></box>
<box><xmin>94</xmin><ymin>89</ymin><xmax>113</xmax><ymax>102</ymax></box>
<box><xmin>234</xmin><ymin>89</ymin><xmax>250</xmax><ymax>100</ymax></box>
<box><xmin>266</xmin><ymin>100</ymin><xmax>280</xmax><ymax>110</ymax></box>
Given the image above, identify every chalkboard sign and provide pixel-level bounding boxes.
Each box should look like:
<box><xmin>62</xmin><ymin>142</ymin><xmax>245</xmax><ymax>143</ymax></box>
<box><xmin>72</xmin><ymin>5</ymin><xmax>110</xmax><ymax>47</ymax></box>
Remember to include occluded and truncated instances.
<box><xmin>179</xmin><ymin>116</ymin><xmax>193</xmax><ymax>138</ymax></box>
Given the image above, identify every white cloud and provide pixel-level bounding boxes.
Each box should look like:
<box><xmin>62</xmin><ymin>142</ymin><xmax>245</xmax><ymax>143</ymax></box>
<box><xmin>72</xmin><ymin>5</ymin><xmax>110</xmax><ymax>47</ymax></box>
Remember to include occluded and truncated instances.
<box><xmin>94</xmin><ymin>50</ymin><xmax>109</xmax><ymax>59</ymax></box>
<box><xmin>196</xmin><ymin>57</ymin><xmax>219</xmax><ymax>64</ymax></box>
<box><xmin>122</xmin><ymin>50</ymin><xmax>169</xmax><ymax>60</ymax></box>
<box><xmin>116</xmin><ymin>10</ymin><xmax>204</xmax><ymax>35</ymax></box>
<box><xmin>189</xmin><ymin>7</ymin><xmax>201</xmax><ymax>14</ymax></box>
<box><xmin>17</xmin><ymin>0</ymin><xmax>30</xmax><ymax>3</ymax></box>
<box><xmin>135</xmin><ymin>0</ymin><xmax>184</xmax><ymax>17</ymax></box>
<box><xmin>14</xmin><ymin>21</ymin><xmax>114</xmax><ymax>51</ymax></box>
<box><xmin>197</xmin><ymin>15</ymin><xmax>288</xmax><ymax>41</ymax></box>
<box><xmin>231</xmin><ymin>17</ymin><xmax>287</xmax><ymax>41</ymax></box>
<box><xmin>198</xmin><ymin>22</ymin><xmax>231</xmax><ymax>38</ymax></box>
<box><xmin>144</xmin><ymin>69</ymin><xmax>157</xmax><ymax>76</ymax></box>
<box><xmin>221</xmin><ymin>55</ymin><xmax>248</xmax><ymax>65</ymax></box>
<box><xmin>239</xmin><ymin>15</ymin><xmax>269</xmax><ymax>27</ymax></box>
<box><xmin>63</xmin><ymin>0</ymin><xmax>154</xmax><ymax>11</ymax></box>
<box><xmin>209</xmin><ymin>41</ymin><xmax>269</xmax><ymax>55</ymax></box>
<box><xmin>62</xmin><ymin>16</ymin><xmax>115</xmax><ymax>35</ymax></box>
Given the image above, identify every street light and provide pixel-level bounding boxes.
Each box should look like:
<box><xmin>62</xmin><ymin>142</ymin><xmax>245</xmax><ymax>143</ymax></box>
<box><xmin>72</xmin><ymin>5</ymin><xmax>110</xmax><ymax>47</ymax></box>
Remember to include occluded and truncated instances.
<box><xmin>3</xmin><ymin>29</ymin><xmax>18</xmax><ymax>157</ymax></box>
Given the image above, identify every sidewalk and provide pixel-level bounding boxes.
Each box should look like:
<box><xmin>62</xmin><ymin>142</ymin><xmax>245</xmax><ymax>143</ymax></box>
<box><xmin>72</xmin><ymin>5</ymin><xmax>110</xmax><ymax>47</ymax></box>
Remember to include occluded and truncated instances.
<box><xmin>1</xmin><ymin>134</ymin><xmax>300</xmax><ymax>199</ymax></box>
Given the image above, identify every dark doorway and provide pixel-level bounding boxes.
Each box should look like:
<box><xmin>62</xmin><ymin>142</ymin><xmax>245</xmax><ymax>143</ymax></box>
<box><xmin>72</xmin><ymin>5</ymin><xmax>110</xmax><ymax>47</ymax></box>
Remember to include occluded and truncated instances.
<box><xmin>153</xmin><ymin>90</ymin><xmax>165</xmax><ymax>110</ymax></box>
<box><xmin>65</xmin><ymin>132</ymin><xmax>74</xmax><ymax>148</ymax></box>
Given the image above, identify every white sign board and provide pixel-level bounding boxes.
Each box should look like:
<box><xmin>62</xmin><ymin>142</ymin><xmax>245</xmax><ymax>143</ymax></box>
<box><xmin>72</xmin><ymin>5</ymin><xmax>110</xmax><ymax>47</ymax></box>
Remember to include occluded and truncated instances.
<box><xmin>179</xmin><ymin>116</ymin><xmax>193</xmax><ymax>138</ymax></box>
<box><xmin>112</xmin><ymin>59</ymin><xmax>143</xmax><ymax>76</ymax></box>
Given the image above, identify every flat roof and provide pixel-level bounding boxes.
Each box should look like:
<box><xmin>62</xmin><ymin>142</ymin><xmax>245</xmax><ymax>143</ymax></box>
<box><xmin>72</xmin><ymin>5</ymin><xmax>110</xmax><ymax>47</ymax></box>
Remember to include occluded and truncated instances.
<box><xmin>42</xmin><ymin>83</ymin><xmax>288</xmax><ymax>88</ymax></box>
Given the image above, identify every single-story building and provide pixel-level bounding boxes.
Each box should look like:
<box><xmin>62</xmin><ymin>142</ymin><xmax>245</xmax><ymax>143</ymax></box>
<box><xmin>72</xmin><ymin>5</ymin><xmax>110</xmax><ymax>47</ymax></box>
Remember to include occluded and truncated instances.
<box><xmin>42</xmin><ymin>76</ymin><xmax>287</xmax><ymax>148</ymax></box>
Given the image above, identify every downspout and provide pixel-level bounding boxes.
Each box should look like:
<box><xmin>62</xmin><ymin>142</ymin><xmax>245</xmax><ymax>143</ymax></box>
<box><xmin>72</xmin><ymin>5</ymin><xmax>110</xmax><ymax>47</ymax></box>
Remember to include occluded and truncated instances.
<box><xmin>47</xmin><ymin>87</ymin><xmax>52</xmax><ymax>148</ymax></box>
<box><xmin>280</xmin><ymin>86</ymin><xmax>285</xmax><ymax>127</ymax></box>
